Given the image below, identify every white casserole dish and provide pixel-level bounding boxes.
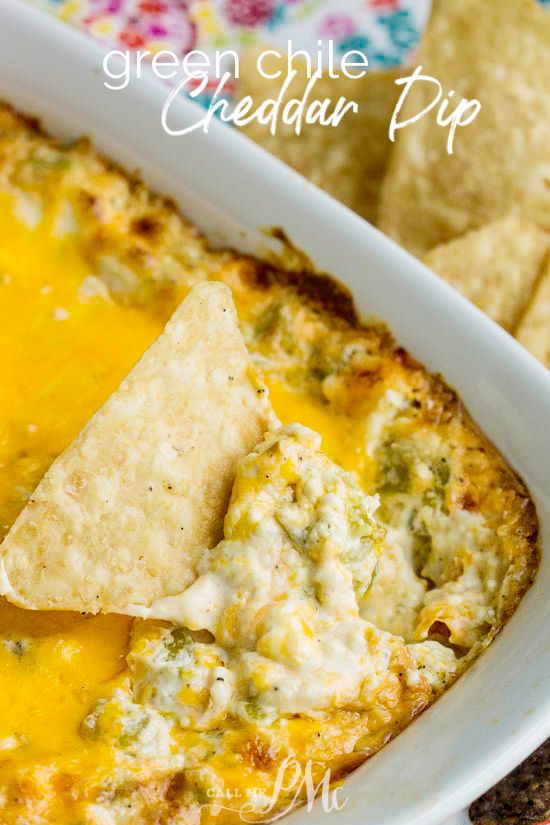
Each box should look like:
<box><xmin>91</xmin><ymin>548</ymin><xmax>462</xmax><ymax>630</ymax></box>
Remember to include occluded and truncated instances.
<box><xmin>1</xmin><ymin>2</ymin><xmax>549</xmax><ymax>823</ymax></box>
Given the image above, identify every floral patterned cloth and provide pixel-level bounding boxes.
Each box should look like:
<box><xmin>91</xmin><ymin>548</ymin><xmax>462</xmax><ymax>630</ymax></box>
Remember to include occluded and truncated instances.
<box><xmin>31</xmin><ymin>0</ymin><xmax>432</xmax><ymax>105</ymax></box>
<box><xmin>31</xmin><ymin>0</ymin><xmax>549</xmax><ymax>107</ymax></box>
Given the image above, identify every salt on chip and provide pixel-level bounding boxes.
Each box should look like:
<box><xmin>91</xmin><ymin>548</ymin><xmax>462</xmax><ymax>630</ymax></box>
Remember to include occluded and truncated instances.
<box><xmin>238</xmin><ymin>47</ymin><xmax>401</xmax><ymax>224</ymax></box>
<box><xmin>423</xmin><ymin>218</ymin><xmax>549</xmax><ymax>331</ymax></box>
<box><xmin>0</xmin><ymin>282</ymin><xmax>273</xmax><ymax>614</ymax></box>
<box><xmin>378</xmin><ymin>0</ymin><xmax>550</xmax><ymax>255</ymax></box>
<box><xmin>515</xmin><ymin>259</ymin><xmax>550</xmax><ymax>367</ymax></box>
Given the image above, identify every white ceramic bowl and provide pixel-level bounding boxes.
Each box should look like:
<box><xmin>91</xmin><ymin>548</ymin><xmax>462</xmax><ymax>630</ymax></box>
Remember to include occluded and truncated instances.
<box><xmin>1</xmin><ymin>3</ymin><xmax>549</xmax><ymax>823</ymax></box>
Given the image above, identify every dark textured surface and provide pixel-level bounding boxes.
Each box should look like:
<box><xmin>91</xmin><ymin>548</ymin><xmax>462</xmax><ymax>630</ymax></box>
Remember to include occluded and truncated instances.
<box><xmin>470</xmin><ymin>740</ymin><xmax>550</xmax><ymax>825</ymax></box>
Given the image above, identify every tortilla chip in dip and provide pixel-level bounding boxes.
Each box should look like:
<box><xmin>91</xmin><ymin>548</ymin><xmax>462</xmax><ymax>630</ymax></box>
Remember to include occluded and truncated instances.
<box><xmin>238</xmin><ymin>48</ymin><xmax>401</xmax><ymax>224</ymax></box>
<box><xmin>0</xmin><ymin>281</ymin><xmax>273</xmax><ymax>614</ymax></box>
<box><xmin>378</xmin><ymin>0</ymin><xmax>550</xmax><ymax>255</ymax></box>
<box><xmin>423</xmin><ymin>218</ymin><xmax>549</xmax><ymax>331</ymax></box>
<box><xmin>515</xmin><ymin>259</ymin><xmax>550</xmax><ymax>367</ymax></box>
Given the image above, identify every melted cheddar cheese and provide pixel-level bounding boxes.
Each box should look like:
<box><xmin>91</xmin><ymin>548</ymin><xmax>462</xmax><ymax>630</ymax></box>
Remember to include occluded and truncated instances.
<box><xmin>0</xmin><ymin>106</ymin><xmax>538</xmax><ymax>824</ymax></box>
<box><xmin>0</xmin><ymin>189</ymin><xmax>168</xmax><ymax>534</ymax></box>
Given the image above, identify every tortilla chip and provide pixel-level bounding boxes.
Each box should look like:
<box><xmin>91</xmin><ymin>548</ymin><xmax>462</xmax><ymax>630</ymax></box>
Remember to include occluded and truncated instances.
<box><xmin>423</xmin><ymin>218</ymin><xmax>549</xmax><ymax>331</ymax></box>
<box><xmin>515</xmin><ymin>259</ymin><xmax>550</xmax><ymax>367</ymax></box>
<box><xmin>378</xmin><ymin>0</ymin><xmax>550</xmax><ymax>255</ymax></box>
<box><xmin>0</xmin><ymin>282</ymin><xmax>273</xmax><ymax>614</ymax></box>
<box><xmin>239</xmin><ymin>48</ymin><xmax>400</xmax><ymax>224</ymax></box>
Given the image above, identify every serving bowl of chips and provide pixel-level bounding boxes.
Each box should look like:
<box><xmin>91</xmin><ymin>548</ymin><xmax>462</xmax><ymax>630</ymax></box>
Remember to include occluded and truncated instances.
<box><xmin>1</xmin><ymin>1</ymin><xmax>549</xmax><ymax>824</ymax></box>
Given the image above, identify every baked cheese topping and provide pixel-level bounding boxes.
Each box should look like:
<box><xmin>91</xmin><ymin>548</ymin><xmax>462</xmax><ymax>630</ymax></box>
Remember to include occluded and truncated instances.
<box><xmin>156</xmin><ymin>425</ymin><xmax>383</xmax><ymax>706</ymax></box>
<box><xmin>117</xmin><ymin>426</ymin><xmax>397</xmax><ymax>723</ymax></box>
<box><xmin>78</xmin><ymin>427</ymin><xmax>453</xmax><ymax>816</ymax></box>
<box><xmin>0</xmin><ymin>107</ymin><xmax>538</xmax><ymax>825</ymax></box>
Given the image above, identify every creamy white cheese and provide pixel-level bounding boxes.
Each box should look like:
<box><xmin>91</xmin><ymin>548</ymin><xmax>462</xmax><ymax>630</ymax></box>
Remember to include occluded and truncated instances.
<box><xmin>81</xmin><ymin>690</ymin><xmax>174</xmax><ymax>758</ymax></box>
<box><xmin>91</xmin><ymin>424</ymin><xmax>469</xmax><ymax>746</ymax></box>
<box><xmin>124</xmin><ymin>426</ymin><xmax>400</xmax><ymax>722</ymax></box>
<box><xmin>361</xmin><ymin>523</ymin><xmax>427</xmax><ymax>640</ymax></box>
<box><xmin>407</xmin><ymin>641</ymin><xmax>458</xmax><ymax>689</ymax></box>
<box><xmin>129</xmin><ymin>625</ymin><xmax>235</xmax><ymax>731</ymax></box>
